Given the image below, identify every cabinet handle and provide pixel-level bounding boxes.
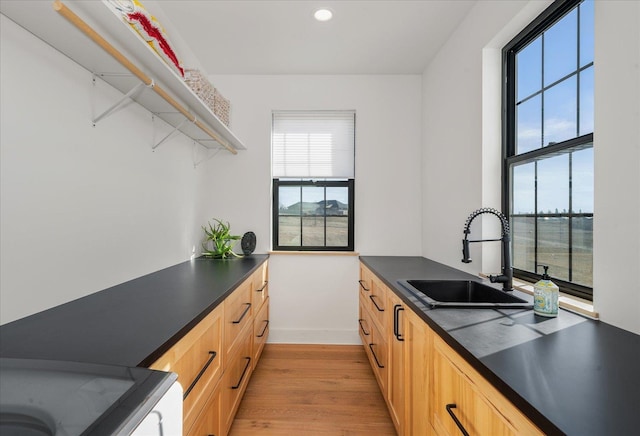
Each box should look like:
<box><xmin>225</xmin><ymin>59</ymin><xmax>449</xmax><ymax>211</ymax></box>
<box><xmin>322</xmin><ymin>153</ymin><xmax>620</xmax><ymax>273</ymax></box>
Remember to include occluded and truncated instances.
<box><xmin>368</xmin><ymin>343</ymin><xmax>385</xmax><ymax>369</ymax></box>
<box><xmin>256</xmin><ymin>281</ymin><xmax>268</xmax><ymax>292</ymax></box>
<box><xmin>358</xmin><ymin>280</ymin><xmax>370</xmax><ymax>291</ymax></box>
<box><xmin>183</xmin><ymin>351</ymin><xmax>217</xmax><ymax>400</ymax></box>
<box><xmin>358</xmin><ymin>319</ymin><xmax>370</xmax><ymax>336</ymax></box>
<box><xmin>369</xmin><ymin>294</ymin><xmax>384</xmax><ymax>312</ymax></box>
<box><xmin>231</xmin><ymin>357</ymin><xmax>252</xmax><ymax>389</ymax></box>
<box><xmin>232</xmin><ymin>303</ymin><xmax>251</xmax><ymax>324</ymax></box>
<box><xmin>393</xmin><ymin>304</ymin><xmax>405</xmax><ymax>342</ymax></box>
<box><xmin>446</xmin><ymin>404</ymin><xmax>470</xmax><ymax>436</ymax></box>
<box><xmin>257</xmin><ymin>320</ymin><xmax>269</xmax><ymax>338</ymax></box>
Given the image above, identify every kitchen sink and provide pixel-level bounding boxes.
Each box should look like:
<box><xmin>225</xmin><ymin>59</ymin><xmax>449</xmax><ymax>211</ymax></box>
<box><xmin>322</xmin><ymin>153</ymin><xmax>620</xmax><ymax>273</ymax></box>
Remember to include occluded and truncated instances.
<box><xmin>397</xmin><ymin>279</ymin><xmax>533</xmax><ymax>308</ymax></box>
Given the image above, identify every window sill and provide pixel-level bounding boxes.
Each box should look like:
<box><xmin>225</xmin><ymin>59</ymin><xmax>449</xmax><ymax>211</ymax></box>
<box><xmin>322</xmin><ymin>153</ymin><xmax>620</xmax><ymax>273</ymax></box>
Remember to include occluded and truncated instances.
<box><xmin>269</xmin><ymin>250</ymin><xmax>360</xmax><ymax>256</ymax></box>
<box><xmin>480</xmin><ymin>273</ymin><xmax>598</xmax><ymax>319</ymax></box>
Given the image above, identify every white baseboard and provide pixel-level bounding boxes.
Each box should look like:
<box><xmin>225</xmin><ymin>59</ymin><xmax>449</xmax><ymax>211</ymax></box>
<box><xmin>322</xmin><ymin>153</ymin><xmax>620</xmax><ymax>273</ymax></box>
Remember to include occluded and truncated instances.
<box><xmin>267</xmin><ymin>328</ymin><xmax>360</xmax><ymax>345</ymax></box>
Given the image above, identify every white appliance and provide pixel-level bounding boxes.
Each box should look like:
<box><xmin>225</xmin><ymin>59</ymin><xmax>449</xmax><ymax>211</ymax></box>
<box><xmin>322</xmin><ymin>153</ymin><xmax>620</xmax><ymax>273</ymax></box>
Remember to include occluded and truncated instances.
<box><xmin>0</xmin><ymin>358</ymin><xmax>182</xmax><ymax>436</ymax></box>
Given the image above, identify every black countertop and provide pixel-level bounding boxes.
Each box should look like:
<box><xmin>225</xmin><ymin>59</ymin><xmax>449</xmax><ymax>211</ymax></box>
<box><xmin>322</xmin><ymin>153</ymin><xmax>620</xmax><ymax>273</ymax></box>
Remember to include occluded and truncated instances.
<box><xmin>0</xmin><ymin>255</ymin><xmax>268</xmax><ymax>368</ymax></box>
<box><xmin>360</xmin><ymin>256</ymin><xmax>640</xmax><ymax>436</ymax></box>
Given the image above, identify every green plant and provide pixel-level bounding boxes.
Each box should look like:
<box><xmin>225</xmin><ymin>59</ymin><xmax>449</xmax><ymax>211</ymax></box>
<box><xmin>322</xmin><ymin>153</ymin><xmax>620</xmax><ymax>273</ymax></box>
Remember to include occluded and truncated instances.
<box><xmin>201</xmin><ymin>218</ymin><xmax>242</xmax><ymax>259</ymax></box>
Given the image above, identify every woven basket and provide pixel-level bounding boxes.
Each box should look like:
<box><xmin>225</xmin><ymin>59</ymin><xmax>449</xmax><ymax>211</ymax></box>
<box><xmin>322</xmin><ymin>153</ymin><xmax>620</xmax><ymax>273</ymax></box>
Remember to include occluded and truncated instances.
<box><xmin>213</xmin><ymin>88</ymin><xmax>230</xmax><ymax>127</ymax></box>
<box><xmin>184</xmin><ymin>68</ymin><xmax>215</xmax><ymax>112</ymax></box>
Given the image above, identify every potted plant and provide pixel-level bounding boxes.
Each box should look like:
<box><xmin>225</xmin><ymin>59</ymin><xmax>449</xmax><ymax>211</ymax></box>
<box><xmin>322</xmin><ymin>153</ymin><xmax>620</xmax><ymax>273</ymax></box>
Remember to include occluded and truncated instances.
<box><xmin>201</xmin><ymin>218</ymin><xmax>242</xmax><ymax>259</ymax></box>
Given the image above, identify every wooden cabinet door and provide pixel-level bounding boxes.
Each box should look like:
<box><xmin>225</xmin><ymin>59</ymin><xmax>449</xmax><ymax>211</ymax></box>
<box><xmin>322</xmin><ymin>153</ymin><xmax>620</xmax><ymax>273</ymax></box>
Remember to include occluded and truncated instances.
<box><xmin>403</xmin><ymin>307</ymin><xmax>432</xmax><ymax>436</ymax></box>
<box><xmin>150</xmin><ymin>304</ymin><xmax>223</xmax><ymax>434</ymax></box>
<box><xmin>388</xmin><ymin>292</ymin><xmax>406</xmax><ymax>435</ymax></box>
<box><xmin>431</xmin><ymin>336</ymin><xmax>542</xmax><ymax>436</ymax></box>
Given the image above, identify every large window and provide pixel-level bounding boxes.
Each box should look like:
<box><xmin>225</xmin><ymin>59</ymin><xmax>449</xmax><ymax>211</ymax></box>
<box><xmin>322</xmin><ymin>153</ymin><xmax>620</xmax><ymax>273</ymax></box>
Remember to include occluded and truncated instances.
<box><xmin>503</xmin><ymin>0</ymin><xmax>593</xmax><ymax>299</ymax></box>
<box><xmin>272</xmin><ymin>111</ymin><xmax>355</xmax><ymax>251</ymax></box>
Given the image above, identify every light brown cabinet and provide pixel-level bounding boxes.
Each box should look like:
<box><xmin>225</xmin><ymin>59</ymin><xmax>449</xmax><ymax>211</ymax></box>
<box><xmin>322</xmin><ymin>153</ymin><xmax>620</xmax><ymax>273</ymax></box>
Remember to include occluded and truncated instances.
<box><xmin>431</xmin><ymin>335</ymin><xmax>541</xmax><ymax>436</ymax></box>
<box><xmin>151</xmin><ymin>260</ymin><xmax>269</xmax><ymax>436</ymax></box>
<box><xmin>358</xmin><ymin>261</ymin><xmax>541</xmax><ymax>436</ymax></box>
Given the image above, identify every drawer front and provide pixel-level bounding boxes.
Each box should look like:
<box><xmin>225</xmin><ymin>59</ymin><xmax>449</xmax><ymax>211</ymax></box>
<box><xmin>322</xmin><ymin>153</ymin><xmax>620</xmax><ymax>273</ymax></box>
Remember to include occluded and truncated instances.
<box><xmin>368</xmin><ymin>276</ymin><xmax>388</xmax><ymax>332</ymax></box>
<box><xmin>186</xmin><ymin>379</ymin><xmax>221</xmax><ymax>436</ymax></box>
<box><xmin>252</xmin><ymin>296</ymin><xmax>269</xmax><ymax>367</ymax></box>
<box><xmin>150</xmin><ymin>305</ymin><xmax>223</xmax><ymax>433</ymax></box>
<box><xmin>363</xmin><ymin>311</ymin><xmax>388</xmax><ymax>395</ymax></box>
<box><xmin>221</xmin><ymin>325</ymin><xmax>253</xmax><ymax>434</ymax></box>
<box><xmin>224</xmin><ymin>279</ymin><xmax>253</xmax><ymax>356</ymax></box>
<box><xmin>252</xmin><ymin>261</ymin><xmax>269</xmax><ymax>309</ymax></box>
<box><xmin>358</xmin><ymin>297</ymin><xmax>373</xmax><ymax>344</ymax></box>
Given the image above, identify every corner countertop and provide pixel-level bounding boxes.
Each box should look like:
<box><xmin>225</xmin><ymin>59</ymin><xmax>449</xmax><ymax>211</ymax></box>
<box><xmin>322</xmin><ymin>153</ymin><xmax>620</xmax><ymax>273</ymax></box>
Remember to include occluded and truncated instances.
<box><xmin>0</xmin><ymin>255</ymin><xmax>269</xmax><ymax>368</ymax></box>
<box><xmin>360</xmin><ymin>256</ymin><xmax>640</xmax><ymax>436</ymax></box>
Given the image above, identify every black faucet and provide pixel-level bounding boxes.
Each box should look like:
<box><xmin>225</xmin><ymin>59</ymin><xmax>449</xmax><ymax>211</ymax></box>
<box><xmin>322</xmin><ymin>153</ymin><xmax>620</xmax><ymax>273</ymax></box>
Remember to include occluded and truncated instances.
<box><xmin>461</xmin><ymin>208</ymin><xmax>513</xmax><ymax>292</ymax></box>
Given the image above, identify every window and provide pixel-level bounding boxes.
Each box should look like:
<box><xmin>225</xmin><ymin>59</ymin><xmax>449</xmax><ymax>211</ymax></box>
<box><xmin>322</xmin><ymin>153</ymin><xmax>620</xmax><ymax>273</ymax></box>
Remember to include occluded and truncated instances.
<box><xmin>503</xmin><ymin>0</ymin><xmax>594</xmax><ymax>299</ymax></box>
<box><xmin>272</xmin><ymin>111</ymin><xmax>355</xmax><ymax>251</ymax></box>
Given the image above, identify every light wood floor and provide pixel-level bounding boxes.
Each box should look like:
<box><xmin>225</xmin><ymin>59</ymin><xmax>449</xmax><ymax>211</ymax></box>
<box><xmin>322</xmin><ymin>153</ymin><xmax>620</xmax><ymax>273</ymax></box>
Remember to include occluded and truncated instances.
<box><xmin>228</xmin><ymin>344</ymin><xmax>397</xmax><ymax>436</ymax></box>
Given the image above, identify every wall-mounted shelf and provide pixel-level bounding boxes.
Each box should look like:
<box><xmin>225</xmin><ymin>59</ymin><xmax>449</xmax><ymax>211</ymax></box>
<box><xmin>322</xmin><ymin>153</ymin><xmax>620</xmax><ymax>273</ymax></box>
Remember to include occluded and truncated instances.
<box><xmin>0</xmin><ymin>0</ymin><xmax>246</xmax><ymax>154</ymax></box>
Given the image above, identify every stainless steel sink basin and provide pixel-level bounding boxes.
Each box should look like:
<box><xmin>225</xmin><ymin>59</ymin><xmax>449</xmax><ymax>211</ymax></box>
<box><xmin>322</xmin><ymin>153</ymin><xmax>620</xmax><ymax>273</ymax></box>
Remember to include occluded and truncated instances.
<box><xmin>397</xmin><ymin>279</ymin><xmax>533</xmax><ymax>308</ymax></box>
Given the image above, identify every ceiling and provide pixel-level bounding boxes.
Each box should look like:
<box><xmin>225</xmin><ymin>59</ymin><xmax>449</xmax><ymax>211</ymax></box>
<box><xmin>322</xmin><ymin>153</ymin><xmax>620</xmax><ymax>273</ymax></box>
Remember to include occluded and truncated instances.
<box><xmin>156</xmin><ymin>1</ymin><xmax>477</xmax><ymax>75</ymax></box>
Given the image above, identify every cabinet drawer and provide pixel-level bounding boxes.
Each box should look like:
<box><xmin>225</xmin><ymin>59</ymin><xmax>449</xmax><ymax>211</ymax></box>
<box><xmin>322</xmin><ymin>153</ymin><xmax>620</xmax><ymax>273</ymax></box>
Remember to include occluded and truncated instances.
<box><xmin>252</xmin><ymin>296</ymin><xmax>269</xmax><ymax>367</ymax></box>
<box><xmin>359</xmin><ymin>263</ymin><xmax>388</xmax><ymax>333</ymax></box>
<box><xmin>252</xmin><ymin>261</ymin><xmax>269</xmax><ymax>310</ymax></box>
<box><xmin>186</xmin><ymin>378</ymin><xmax>221</xmax><ymax>436</ymax></box>
<box><xmin>150</xmin><ymin>305</ymin><xmax>223</xmax><ymax>434</ymax></box>
<box><xmin>221</xmin><ymin>324</ymin><xmax>253</xmax><ymax>435</ymax></box>
<box><xmin>224</xmin><ymin>279</ymin><xmax>253</xmax><ymax>357</ymax></box>
<box><xmin>363</xmin><ymin>310</ymin><xmax>388</xmax><ymax>395</ymax></box>
<box><xmin>431</xmin><ymin>336</ymin><xmax>541</xmax><ymax>436</ymax></box>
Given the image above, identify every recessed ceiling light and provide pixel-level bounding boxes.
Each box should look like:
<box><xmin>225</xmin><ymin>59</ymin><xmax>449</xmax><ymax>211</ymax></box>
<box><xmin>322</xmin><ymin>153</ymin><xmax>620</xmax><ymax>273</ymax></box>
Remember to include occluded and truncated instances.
<box><xmin>314</xmin><ymin>8</ymin><xmax>333</xmax><ymax>22</ymax></box>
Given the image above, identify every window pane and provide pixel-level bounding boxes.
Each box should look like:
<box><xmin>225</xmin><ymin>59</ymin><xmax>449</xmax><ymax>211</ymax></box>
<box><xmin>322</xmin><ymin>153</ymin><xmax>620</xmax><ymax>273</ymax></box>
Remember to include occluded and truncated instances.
<box><xmin>580</xmin><ymin>0</ymin><xmax>594</xmax><ymax>67</ymax></box>
<box><xmin>512</xmin><ymin>162</ymin><xmax>535</xmax><ymax>214</ymax></box>
<box><xmin>572</xmin><ymin>216</ymin><xmax>593</xmax><ymax>287</ymax></box>
<box><xmin>538</xmin><ymin>216</ymin><xmax>570</xmax><ymax>281</ymax></box>
<box><xmin>537</xmin><ymin>154</ymin><xmax>569</xmax><ymax>214</ymax></box>
<box><xmin>572</xmin><ymin>146</ymin><xmax>594</xmax><ymax>213</ymax></box>
<box><xmin>278</xmin><ymin>186</ymin><xmax>301</xmax><ymax>215</ymax></box>
<box><xmin>327</xmin><ymin>216</ymin><xmax>349</xmax><ymax>246</ymax></box>
<box><xmin>512</xmin><ymin>217</ymin><xmax>535</xmax><ymax>272</ymax></box>
<box><xmin>516</xmin><ymin>36</ymin><xmax>542</xmax><ymax>101</ymax></box>
<box><xmin>543</xmin><ymin>76</ymin><xmax>577</xmax><ymax>145</ymax></box>
<box><xmin>544</xmin><ymin>9</ymin><xmax>577</xmax><ymax>86</ymax></box>
<box><xmin>279</xmin><ymin>216</ymin><xmax>300</xmax><ymax>246</ymax></box>
<box><xmin>516</xmin><ymin>94</ymin><xmax>542</xmax><ymax>153</ymax></box>
<box><xmin>302</xmin><ymin>216</ymin><xmax>325</xmax><ymax>246</ymax></box>
<box><xmin>579</xmin><ymin>66</ymin><xmax>594</xmax><ymax>135</ymax></box>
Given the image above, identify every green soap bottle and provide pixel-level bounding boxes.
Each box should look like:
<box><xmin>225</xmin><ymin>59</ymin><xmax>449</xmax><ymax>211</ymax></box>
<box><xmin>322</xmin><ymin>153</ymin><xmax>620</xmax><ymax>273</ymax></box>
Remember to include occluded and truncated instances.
<box><xmin>533</xmin><ymin>265</ymin><xmax>559</xmax><ymax>317</ymax></box>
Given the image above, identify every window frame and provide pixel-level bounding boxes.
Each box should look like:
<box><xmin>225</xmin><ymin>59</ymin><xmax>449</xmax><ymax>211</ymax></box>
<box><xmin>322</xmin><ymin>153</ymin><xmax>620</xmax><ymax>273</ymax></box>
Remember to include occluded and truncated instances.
<box><xmin>272</xmin><ymin>179</ymin><xmax>355</xmax><ymax>252</ymax></box>
<box><xmin>502</xmin><ymin>0</ymin><xmax>594</xmax><ymax>300</ymax></box>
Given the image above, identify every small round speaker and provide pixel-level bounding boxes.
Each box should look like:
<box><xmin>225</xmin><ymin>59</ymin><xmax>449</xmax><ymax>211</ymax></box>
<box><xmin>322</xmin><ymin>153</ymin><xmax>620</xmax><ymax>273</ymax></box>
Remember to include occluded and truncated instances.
<box><xmin>241</xmin><ymin>231</ymin><xmax>256</xmax><ymax>255</ymax></box>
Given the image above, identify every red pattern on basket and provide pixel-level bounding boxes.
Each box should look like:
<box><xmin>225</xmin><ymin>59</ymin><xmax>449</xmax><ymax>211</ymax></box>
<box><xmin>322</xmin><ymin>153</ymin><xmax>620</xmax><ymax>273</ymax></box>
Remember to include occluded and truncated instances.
<box><xmin>127</xmin><ymin>11</ymin><xmax>184</xmax><ymax>77</ymax></box>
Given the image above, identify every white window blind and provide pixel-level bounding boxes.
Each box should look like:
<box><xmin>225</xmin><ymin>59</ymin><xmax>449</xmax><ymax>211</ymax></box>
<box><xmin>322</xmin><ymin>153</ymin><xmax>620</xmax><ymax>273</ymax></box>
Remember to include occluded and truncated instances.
<box><xmin>272</xmin><ymin>111</ymin><xmax>355</xmax><ymax>178</ymax></box>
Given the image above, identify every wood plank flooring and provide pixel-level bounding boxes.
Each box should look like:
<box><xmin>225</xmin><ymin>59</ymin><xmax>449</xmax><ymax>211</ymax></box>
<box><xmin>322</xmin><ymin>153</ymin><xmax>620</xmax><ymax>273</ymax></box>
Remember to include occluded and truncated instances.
<box><xmin>228</xmin><ymin>344</ymin><xmax>397</xmax><ymax>436</ymax></box>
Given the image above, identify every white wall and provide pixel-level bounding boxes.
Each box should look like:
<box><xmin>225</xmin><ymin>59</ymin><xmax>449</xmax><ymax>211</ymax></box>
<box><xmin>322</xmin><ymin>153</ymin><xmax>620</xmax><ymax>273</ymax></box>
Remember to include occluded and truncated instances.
<box><xmin>199</xmin><ymin>75</ymin><xmax>423</xmax><ymax>343</ymax></box>
<box><xmin>421</xmin><ymin>1</ymin><xmax>640</xmax><ymax>334</ymax></box>
<box><xmin>0</xmin><ymin>16</ymin><xmax>206</xmax><ymax>324</ymax></box>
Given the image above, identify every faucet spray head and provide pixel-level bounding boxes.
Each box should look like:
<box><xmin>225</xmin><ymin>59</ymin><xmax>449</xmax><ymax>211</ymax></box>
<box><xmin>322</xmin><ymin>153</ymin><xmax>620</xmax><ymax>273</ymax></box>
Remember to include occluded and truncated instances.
<box><xmin>462</xmin><ymin>238</ymin><xmax>471</xmax><ymax>263</ymax></box>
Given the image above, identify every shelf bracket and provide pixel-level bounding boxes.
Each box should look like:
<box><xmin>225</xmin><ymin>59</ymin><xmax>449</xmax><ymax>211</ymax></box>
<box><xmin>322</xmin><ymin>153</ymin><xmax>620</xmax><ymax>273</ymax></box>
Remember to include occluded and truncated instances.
<box><xmin>152</xmin><ymin>115</ymin><xmax>194</xmax><ymax>150</ymax></box>
<box><xmin>91</xmin><ymin>77</ymin><xmax>152</xmax><ymax>125</ymax></box>
<box><xmin>192</xmin><ymin>141</ymin><xmax>222</xmax><ymax>168</ymax></box>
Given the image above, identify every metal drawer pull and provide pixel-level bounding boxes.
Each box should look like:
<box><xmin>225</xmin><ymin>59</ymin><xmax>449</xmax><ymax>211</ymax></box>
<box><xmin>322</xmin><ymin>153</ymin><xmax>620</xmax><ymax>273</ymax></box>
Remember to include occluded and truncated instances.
<box><xmin>256</xmin><ymin>281</ymin><xmax>268</xmax><ymax>292</ymax></box>
<box><xmin>257</xmin><ymin>320</ymin><xmax>269</xmax><ymax>338</ymax></box>
<box><xmin>358</xmin><ymin>280</ymin><xmax>370</xmax><ymax>291</ymax></box>
<box><xmin>446</xmin><ymin>404</ymin><xmax>470</xmax><ymax>436</ymax></box>
<box><xmin>232</xmin><ymin>303</ymin><xmax>251</xmax><ymax>324</ymax></box>
<box><xmin>183</xmin><ymin>351</ymin><xmax>217</xmax><ymax>400</ymax></box>
<box><xmin>369</xmin><ymin>294</ymin><xmax>384</xmax><ymax>312</ymax></box>
<box><xmin>231</xmin><ymin>357</ymin><xmax>252</xmax><ymax>389</ymax></box>
<box><xmin>369</xmin><ymin>343</ymin><xmax>385</xmax><ymax>369</ymax></box>
<box><xmin>358</xmin><ymin>319</ymin><xmax>370</xmax><ymax>336</ymax></box>
<box><xmin>393</xmin><ymin>304</ymin><xmax>405</xmax><ymax>341</ymax></box>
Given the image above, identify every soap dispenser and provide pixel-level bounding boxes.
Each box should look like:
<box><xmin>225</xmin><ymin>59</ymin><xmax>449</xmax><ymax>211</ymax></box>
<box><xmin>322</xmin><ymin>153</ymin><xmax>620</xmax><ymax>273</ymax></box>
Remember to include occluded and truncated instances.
<box><xmin>533</xmin><ymin>265</ymin><xmax>559</xmax><ymax>317</ymax></box>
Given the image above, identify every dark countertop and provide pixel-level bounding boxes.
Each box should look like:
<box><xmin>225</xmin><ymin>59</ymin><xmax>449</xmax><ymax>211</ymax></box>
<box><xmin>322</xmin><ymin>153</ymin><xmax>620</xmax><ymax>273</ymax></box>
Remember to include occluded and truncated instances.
<box><xmin>360</xmin><ymin>256</ymin><xmax>640</xmax><ymax>436</ymax></box>
<box><xmin>0</xmin><ymin>255</ymin><xmax>269</xmax><ymax>368</ymax></box>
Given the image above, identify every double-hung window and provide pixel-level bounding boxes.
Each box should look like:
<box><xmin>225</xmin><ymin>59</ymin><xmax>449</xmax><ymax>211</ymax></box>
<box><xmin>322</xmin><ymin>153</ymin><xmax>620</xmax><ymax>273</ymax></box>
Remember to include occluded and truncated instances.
<box><xmin>503</xmin><ymin>0</ymin><xmax>594</xmax><ymax>299</ymax></box>
<box><xmin>272</xmin><ymin>111</ymin><xmax>355</xmax><ymax>251</ymax></box>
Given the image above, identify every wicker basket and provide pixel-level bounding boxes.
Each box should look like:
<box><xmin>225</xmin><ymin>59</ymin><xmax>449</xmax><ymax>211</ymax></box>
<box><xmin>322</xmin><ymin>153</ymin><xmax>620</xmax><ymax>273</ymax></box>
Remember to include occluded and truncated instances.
<box><xmin>184</xmin><ymin>69</ymin><xmax>215</xmax><ymax>113</ymax></box>
<box><xmin>213</xmin><ymin>88</ymin><xmax>230</xmax><ymax>127</ymax></box>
